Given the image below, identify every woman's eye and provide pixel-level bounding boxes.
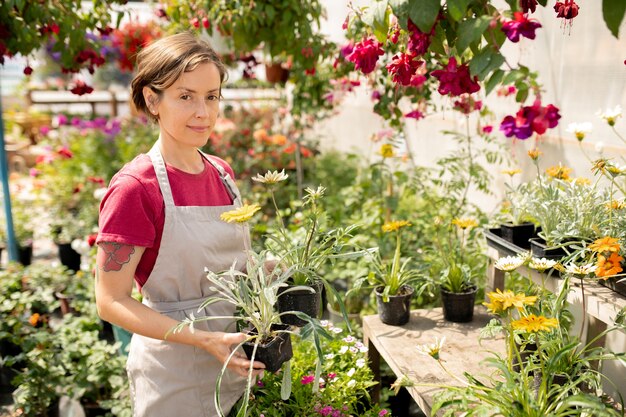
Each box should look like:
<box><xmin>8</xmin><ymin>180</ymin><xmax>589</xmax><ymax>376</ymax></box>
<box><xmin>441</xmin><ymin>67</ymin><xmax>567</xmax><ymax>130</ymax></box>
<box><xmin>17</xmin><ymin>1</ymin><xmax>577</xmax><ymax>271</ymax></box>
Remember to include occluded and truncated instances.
<box><xmin>180</xmin><ymin>94</ymin><xmax>191</xmax><ymax>100</ymax></box>
<box><xmin>207</xmin><ymin>95</ymin><xmax>219</xmax><ymax>101</ymax></box>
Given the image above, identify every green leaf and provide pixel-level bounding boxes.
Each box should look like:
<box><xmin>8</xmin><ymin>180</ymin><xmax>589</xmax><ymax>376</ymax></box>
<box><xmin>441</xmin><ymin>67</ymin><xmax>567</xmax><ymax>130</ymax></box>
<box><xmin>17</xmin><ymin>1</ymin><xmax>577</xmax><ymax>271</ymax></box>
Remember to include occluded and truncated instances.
<box><xmin>537</xmin><ymin>0</ymin><xmax>548</xmax><ymax>6</ymax></box>
<box><xmin>389</xmin><ymin>0</ymin><xmax>410</xmax><ymax>29</ymax></box>
<box><xmin>603</xmin><ymin>0</ymin><xmax>626</xmax><ymax>38</ymax></box>
<box><xmin>280</xmin><ymin>361</ymin><xmax>292</xmax><ymax>400</ymax></box>
<box><xmin>429</xmin><ymin>23</ymin><xmax>446</xmax><ymax>54</ymax></box>
<box><xmin>363</xmin><ymin>1</ymin><xmax>390</xmax><ymax>43</ymax></box>
<box><xmin>408</xmin><ymin>0</ymin><xmax>440</xmax><ymax>33</ymax></box>
<box><xmin>456</xmin><ymin>16</ymin><xmax>491</xmax><ymax>54</ymax></box>
<box><xmin>447</xmin><ymin>0</ymin><xmax>471</xmax><ymax>22</ymax></box>
<box><xmin>515</xmin><ymin>86</ymin><xmax>529</xmax><ymax>103</ymax></box>
<box><xmin>485</xmin><ymin>69</ymin><xmax>504</xmax><ymax>95</ymax></box>
<box><xmin>469</xmin><ymin>48</ymin><xmax>505</xmax><ymax>80</ymax></box>
<box><xmin>502</xmin><ymin>69</ymin><xmax>525</xmax><ymax>85</ymax></box>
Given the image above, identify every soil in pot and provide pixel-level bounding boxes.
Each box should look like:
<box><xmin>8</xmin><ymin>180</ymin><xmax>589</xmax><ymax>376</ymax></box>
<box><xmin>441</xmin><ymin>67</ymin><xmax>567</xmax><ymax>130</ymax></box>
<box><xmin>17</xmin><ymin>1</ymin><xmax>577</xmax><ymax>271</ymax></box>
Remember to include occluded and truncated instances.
<box><xmin>242</xmin><ymin>323</ymin><xmax>293</xmax><ymax>373</ymax></box>
<box><xmin>375</xmin><ymin>285</ymin><xmax>414</xmax><ymax>326</ymax></box>
<box><xmin>500</xmin><ymin>222</ymin><xmax>535</xmax><ymax>249</ymax></box>
<box><xmin>440</xmin><ymin>285</ymin><xmax>477</xmax><ymax>323</ymax></box>
<box><xmin>278</xmin><ymin>280</ymin><xmax>323</xmax><ymax>327</ymax></box>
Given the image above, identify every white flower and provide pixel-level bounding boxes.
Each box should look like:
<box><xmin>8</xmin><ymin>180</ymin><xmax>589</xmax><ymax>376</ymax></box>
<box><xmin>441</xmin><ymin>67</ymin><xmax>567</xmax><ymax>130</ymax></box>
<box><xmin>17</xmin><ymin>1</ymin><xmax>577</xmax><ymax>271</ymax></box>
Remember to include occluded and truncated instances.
<box><xmin>339</xmin><ymin>346</ymin><xmax>349</xmax><ymax>354</ymax></box>
<box><xmin>350</xmin><ymin>346</ymin><xmax>359</xmax><ymax>354</ymax></box>
<box><xmin>595</xmin><ymin>141</ymin><xmax>605</xmax><ymax>154</ymax></box>
<box><xmin>566</xmin><ymin>122</ymin><xmax>592</xmax><ymax>141</ymax></box>
<box><xmin>343</xmin><ymin>335</ymin><xmax>355</xmax><ymax>343</ymax></box>
<box><xmin>325</xmin><ymin>353</ymin><xmax>334</xmax><ymax>360</ymax></box>
<box><xmin>320</xmin><ymin>320</ymin><xmax>330</xmax><ymax>328</ymax></box>
<box><xmin>598</xmin><ymin>105</ymin><xmax>622</xmax><ymax>126</ymax></box>
<box><xmin>347</xmin><ymin>379</ymin><xmax>356</xmax><ymax>388</ymax></box>
<box><xmin>358</xmin><ymin>345</ymin><xmax>369</xmax><ymax>353</ymax></box>
<box><xmin>416</xmin><ymin>337</ymin><xmax>445</xmax><ymax>360</ymax></box>
<box><xmin>528</xmin><ymin>257</ymin><xmax>557</xmax><ymax>272</ymax></box>
<box><xmin>347</xmin><ymin>367</ymin><xmax>356</xmax><ymax>377</ymax></box>
<box><xmin>252</xmin><ymin>169</ymin><xmax>289</xmax><ymax>184</ymax></box>
<box><xmin>70</xmin><ymin>238</ymin><xmax>90</xmax><ymax>256</ymax></box>
<box><xmin>93</xmin><ymin>187</ymin><xmax>108</xmax><ymax>201</ymax></box>
<box><xmin>494</xmin><ymin>255</ymin><xmax>525</xmax><ymax>272</ymax></box>
<box><xmin>332</xmin><ymin>327</ymin><xmax>343</xmax><ymax>334</ymax></box>
<box><xmin>565</xmin><ymin>263</ymin><xmax>597</xmax><ymax>276</ymax></box>
<box><xmin>356</xmin><ymin>358</ymin><xmax>366</xmax><ymax>368</ymax></box>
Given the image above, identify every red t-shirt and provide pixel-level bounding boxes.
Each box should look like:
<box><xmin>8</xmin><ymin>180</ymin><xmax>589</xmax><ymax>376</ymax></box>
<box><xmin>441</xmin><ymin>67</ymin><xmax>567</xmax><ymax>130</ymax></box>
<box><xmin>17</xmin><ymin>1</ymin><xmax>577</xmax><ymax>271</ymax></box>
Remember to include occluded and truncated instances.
<box><xmin>96</xmin><ymin>153</ymin><xmax>235</xmax><ymax>290</ymax></box>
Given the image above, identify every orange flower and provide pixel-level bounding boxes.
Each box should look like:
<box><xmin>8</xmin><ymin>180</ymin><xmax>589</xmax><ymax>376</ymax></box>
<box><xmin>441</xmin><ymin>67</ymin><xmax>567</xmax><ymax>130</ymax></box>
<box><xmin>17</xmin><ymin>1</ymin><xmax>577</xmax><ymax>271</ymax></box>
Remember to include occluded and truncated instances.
<box><xmin>271</xmin><ymin>134</ymin><xmax>287</xmax><ymax>146</ymax></box>
<box><xmin>545</xmin><ymin>164</ymin><xmax>572</xmax><ymax>180</ymax></box>
<box><xmin>589</xmin><ymin>237</ymin><xmax>620</xmax><ymax>254</ymax></box>
<box><xmin>595</xmin><ymin>253</ymin><xmax>623</xmax><ymax>279</ymax></box>
<box><xmin>29</xmin><ymin>313</ymin><xmax>40</xmax><ymax>326</ymax></box>
<box><xmin>253</xmin><ymin>129</ymin><xmax>269</xmax><ymax>143</ymax></box>
<box><xmin>527</xmin><ymin>148</ymin><xmax>542</xmax><ymax>160</ymax></box>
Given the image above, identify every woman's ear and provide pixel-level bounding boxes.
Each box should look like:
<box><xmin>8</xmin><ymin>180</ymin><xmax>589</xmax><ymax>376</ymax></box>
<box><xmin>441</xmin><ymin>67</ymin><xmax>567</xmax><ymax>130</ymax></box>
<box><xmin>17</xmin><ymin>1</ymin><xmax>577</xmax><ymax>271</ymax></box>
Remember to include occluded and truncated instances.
<box><xmin>143</xmin><ymin>87</ymin><xmax>158</xmax><ymax>115</ymax></box>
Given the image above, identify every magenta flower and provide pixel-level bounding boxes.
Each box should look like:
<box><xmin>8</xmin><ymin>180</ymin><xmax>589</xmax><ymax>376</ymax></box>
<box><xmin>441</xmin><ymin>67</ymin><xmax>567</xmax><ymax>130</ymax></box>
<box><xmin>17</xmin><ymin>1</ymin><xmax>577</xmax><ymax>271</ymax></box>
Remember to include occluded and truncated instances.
<box><xmin>500</xmin><ymin>100</ymin><xmax>561</xmax><ymax>139</ymax></box>
<box><xmin>453</xmin><ymin>94</ymin><xmax>482</xmax><ymax>114</ymax></box>
<box><xmin>482</xmin><ymin>125</ymin><xmax>494</xmax><ymax>134</ymax></box>
<box><xmin>386</xmin><ymin>53</ymin><xmax>422</xmax><ymax>86</ymax></box>
<box><xmin>407</xmin><ymin>19</ymin><xmax>433</xmax><ymax>56</ymax></box>
<box><xmin>501</xmin><ymin>12</ymin><xmax>542</xmax><ymax>43</ymax></box>
<box><xmin>554</xmin><ymin>0</ymin><xmax>579</xmax><ymax>20</ymax></box>
<box><xmin>430</xmin><ymin>57</ymin><xmax>480</xmax><ymax>97</ymax></box>
<box><xmin>301</xmin><ymin>374</ymin><xmax>315</xmax><ymax>385</ymax></box>
<box><xmin>371</xmin><ymin>90</ymin><xmax>382</xmax><ymax>101</ymax></box>
<box><xmin>379</xmin><ymin>410</ymin><xmax>389</xmax><ymax>416</ymax></box>
<box><xmin>404</xmin><ymin>110</ymin><xmax>424</xmax><ymax>120</ymax></box>
<box><xmin>327</xmin><ymin>372</ymin><xmax>337</xmax><ymax>380</ymax></box>
<box><xmin>346</xmin><ymin>37</ymin><xmax>384</xmax><ymax>74</ymax></box>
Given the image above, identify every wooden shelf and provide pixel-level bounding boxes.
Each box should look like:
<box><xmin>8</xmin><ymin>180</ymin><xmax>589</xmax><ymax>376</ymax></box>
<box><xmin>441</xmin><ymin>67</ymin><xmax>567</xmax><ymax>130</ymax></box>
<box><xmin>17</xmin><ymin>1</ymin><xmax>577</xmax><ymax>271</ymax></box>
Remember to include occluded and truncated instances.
<box><xmin>363</xmin><ymin>307</ymin><xmax>505</xmax><ymax>417</ymax></box>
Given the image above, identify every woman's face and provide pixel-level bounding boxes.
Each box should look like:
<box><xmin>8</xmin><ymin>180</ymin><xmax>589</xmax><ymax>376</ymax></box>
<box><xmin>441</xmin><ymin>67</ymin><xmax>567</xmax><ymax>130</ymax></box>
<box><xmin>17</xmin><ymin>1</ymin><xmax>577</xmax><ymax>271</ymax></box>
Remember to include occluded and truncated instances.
<box><xmin>152</xmin><ymin>62</ymin><xmax>221</xmax><ymax>149</ymax></box>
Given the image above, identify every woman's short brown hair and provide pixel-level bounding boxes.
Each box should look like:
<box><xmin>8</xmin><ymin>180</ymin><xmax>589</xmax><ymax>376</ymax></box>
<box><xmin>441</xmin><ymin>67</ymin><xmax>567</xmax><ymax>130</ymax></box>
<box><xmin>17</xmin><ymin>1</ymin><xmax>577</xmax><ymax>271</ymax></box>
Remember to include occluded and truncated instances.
<box><xmin>130</xmin><ymin>32</ymin><xmax>227</xmax><ymax>122</ymax></box>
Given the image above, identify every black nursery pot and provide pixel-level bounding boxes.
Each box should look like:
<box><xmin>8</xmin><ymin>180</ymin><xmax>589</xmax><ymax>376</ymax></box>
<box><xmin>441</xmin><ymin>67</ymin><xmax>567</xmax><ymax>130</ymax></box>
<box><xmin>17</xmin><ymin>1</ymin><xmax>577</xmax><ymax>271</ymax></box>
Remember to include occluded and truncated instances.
<box><xmin>440</xmin><ymin>285</ymin><xmax>477</xmax><ymax>323</ymax></box>
<box><xmin>375</xmin><ymin>285</ymin><xmax>414</xmax><ymax>326</ymax></box>
<box><xmin>57</xmin><ymin>242</ymin><xmax>82</xmax><ymax>272</ymax></box>
<box><xmin>18</xmin><ymin>244</ymin><xmax>33</xmax><ymax>266</ymax></box>
<box><xmin>598</xmin><ymin>277</ymin><xmax>626</xmax><ymax>297</ymax></box>
<box><xmin>278</xmin><ymin>280</ymin><xmax>323</xmax><ymax>327</ymax></box>
<box><xmin>500</xmin><ymin>222</ymin><xmax>535</xmax><ymax>249</ymax></box>
<box><xmin>242</xmin><ymin>323</ymin><xmax>293</xmax><ymax>373</ymax></box>
<box><xmin>529</xmin><ymin>238</ymin><xmax>567</xmax><ymax>260</ymax></box>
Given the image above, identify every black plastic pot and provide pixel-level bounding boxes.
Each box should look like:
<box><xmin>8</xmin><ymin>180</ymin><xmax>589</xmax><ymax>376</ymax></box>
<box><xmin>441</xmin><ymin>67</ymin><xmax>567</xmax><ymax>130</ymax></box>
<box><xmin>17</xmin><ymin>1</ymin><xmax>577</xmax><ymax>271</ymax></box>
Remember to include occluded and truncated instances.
<box><xmin>512</xmin><ymin>341</ymin><xmax>537</xmax><ymax>372</ymax></box>
<box><xmin>57</xmin><ymin>242</ymin><xmax>81</xmax><ymax>272</ymax></box>
<box><xmin>529</xmin><ymin>238</ymin><xmax>568</xmax><ymax>260</ymax></box>
<box><xmin>278</xmin><ymin>280</ymin><xmax>323</xmax><ymax>327</ymax></box>
<box><xmin>82</xmin><ymin>402</ymin><xmax>110</xmax><ymax>417</ymax></box>
<box><xmin>375</xmin><ymin>285</ymin><xmax>414</xmax><ymax>326</ymax></box>
<box><xmin>242</xmin><ymin>323</ymin><xmax>293</xmax><ymax>373</ymax></box>
<box><xmin>18</xmin><ymin>243</ymin><xmax>33</xmax><ymax>266</ymax></box>
<box><xmin>440</xmin><ymin>285</ymin><xmax>477</xmax><ymax>323</ymax></box>
<box><xmin>500</xmin><ymin>222</ymin><xmax>535</xmax><ymax>249</ymax></box>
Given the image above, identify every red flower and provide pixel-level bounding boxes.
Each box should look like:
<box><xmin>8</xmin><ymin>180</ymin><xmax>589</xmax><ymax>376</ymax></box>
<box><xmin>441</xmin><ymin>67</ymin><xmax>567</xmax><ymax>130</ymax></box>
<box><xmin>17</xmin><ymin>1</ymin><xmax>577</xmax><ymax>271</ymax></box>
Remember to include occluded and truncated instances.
<box><xmin>430</xmin><ymin>57</ymin><xmax>480</xmax><ymax>97</ymax></box>
<box><xmin>554</xmin><ymin>0</ymin><xmax>579</xmax><ymax>20</ymax></box>
<box><xmin>70</xmin><ymin>80</ymin><xmax>94</xmax><ymax>96</ymax></box>
<box><xmin>404</xmin><ymin>110</ymin><xmax>424</xmax><ymax>120</ymax></box>
<box><xmin>87</xmin><ymin>234</ymin><xmax>98</xmax><ymax>247</ymax></box>
<box><xmin>520</xmin><ymin>0</ymin><xmax>538</xmax><ymax>13</ymax></box>
<box><xmin>453</xmin><ymin>94</ymin><xmax>482</xmax><ymax>114</ymax></box>
<box><xmin>407</xmin><ymin>19</ymin><xmax>433</xmax><ymax>56</ymax></box>
<box><xmin>56</xmin><ymin>146</ymin><xmax>73</xmax><ymax>159</ymax></box>
<box><xmin>501</xmin><ymin>12</ymin><xmax>542</xmax><ymax>43</ymax></box>
<box><xmin>346</xmin><ymin>37</ymin><xmax>384</xmax><ymax>75</ymax></box>
<box><xmin>23</xmin><ymin>66</ymin><xmax>33</xmax><ymax>75</ymax></box>
<box><xmin>386</xmin><ymin>53</ymin><xmax>422</xmax><ymax>86</ymax></box>
<box><xmin>499</xmin><ymin>100</ymin><xmax>561</xmax><ymax>139</ymax></box>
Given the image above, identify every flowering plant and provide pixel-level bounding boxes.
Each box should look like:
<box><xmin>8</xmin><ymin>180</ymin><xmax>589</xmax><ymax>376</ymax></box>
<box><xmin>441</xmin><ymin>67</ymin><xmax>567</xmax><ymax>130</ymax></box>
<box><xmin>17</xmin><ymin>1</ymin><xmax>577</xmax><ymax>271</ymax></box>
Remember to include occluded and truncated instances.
<box><xmin>245</xmin><ymin>320</ymin><xmax>391</xmax><ymax>417</ymax></box>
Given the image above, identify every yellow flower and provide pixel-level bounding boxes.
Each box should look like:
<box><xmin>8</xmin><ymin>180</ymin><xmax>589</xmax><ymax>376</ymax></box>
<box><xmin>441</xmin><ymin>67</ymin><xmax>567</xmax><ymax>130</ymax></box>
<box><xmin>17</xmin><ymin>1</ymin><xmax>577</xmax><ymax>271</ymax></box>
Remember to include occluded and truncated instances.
<box><xmin>501</xmin><ymin>168</ymin><xmax>522</xmax><ymax>176</ymax></box>
<box><xmin>483</xmin><ymin>289</ymin><xmax>537</xmax><ymax>314</ymax></box>
<box><xmin>382</xmin><ymin>220</ymin><xmax>412</xmax><ymax>233</ymax></box>
<box><xmin>574</xmin><ymin>177</ymin><xmax>591</xmax><ymax>186</ymax></box>
<box><xmin>252</xmin><ymin>169</ymin><xmax>289</xmax><ymax>184</ymax></box>
<box><xmin>379</xmin><ymin>144</ymin><xmax>395</xmax><ymax>158</ymax></box>
<box><xmin>545</xmin><ymin>164</ymin><xmax>572</xmax><ymax>180</ymax></box>
<box><xmin>605</xmin><ymin>200</ymin><xmax>626</xmax><ymax>210</ymax></box>
<box><xmin>589</xmin><ymin>237</ymin><xmax>620</xmax><ymax>254</ymax></box>
<box><xmin>452</xmin><ymin>218</ymin><xmax>478</xmax><ymax>230</ymax></box>
<box><xmin>511</xmin><ymin>314</ymin><xmax>559</xmax><ymax>333</ymax></box>
<box><xmin>220</xmin><ymin>204</ymin><xmax>261</xmax><ymax>223</ymax></box>
<box><xmin>527</xmin><ymin>148</ymin><xmax>542</xmax><ymax>161</ymax></box>
<box><xmin>416</xmin><ymin>337</ymin><xmax>445</xmax><ymax>360</ymax></box>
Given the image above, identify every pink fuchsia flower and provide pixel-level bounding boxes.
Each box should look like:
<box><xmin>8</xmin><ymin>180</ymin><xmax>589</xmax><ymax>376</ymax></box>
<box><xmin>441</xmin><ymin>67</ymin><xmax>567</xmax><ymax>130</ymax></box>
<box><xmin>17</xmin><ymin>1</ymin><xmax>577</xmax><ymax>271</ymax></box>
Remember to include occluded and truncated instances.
<box><xmin>407</xmin><ymin>19</ymin><xmax>433</xmax><ymax>56</ymax></box>
<box><xmin>554</xmin><ymin>0</ymin><xmax>579</xmax><ymax>20</ymax></box>
<box><xmin>346</xmin><ymin>37</ymin><xmax>384</xmax><ymax>74</ymax></box>
<box><xmin>371</xmin><ymin>90</ymin><xmax>382</xmax><ymax>101</ymax></box>
<box><xmin>500</xmin><ymin>100</ymin><xmax>561</xmax><ymax>139</ymax></box>
<box><xmin>482</xmin><ymin>125</ymin><xmax>494</xmax><ymax>134</ymax></box>
<box><xmin>301</xmin><ymin>375</ymin><xmax>315</xmax><ymax>385</ymax></box>
<box><xmin>430</xmin><ymin>57</ymin><xmax>480</xmax><ymax>97</ymax></box>
<box><xmin>453</xmin><ymin>94</ymin><xmax>482</xmax><ymax>114</ymax></box>
<box><xmin>386</xmin><ymin>53</ymin><xmax>423</xmax><ymax>86</ymax></box>
<box><xmin>501</xmin><ymin>12</ymin><xmax>542</xmax><ymax>42</ymax></box>
<box><xmin>405</xmin><ymin>110</ymin><xmax>424</xmax><ymax>120</ymax></box>
<box><xmin>520</xmin><ymin>0</ymin><xmax>538</xmax><ymax>13</ymax></box>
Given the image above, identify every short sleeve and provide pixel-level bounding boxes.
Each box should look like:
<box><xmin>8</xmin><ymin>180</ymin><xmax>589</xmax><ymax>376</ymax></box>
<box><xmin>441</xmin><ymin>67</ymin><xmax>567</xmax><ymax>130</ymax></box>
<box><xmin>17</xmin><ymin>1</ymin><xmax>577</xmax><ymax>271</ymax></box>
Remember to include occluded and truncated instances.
<box><xmin>97</xmin><ymin>173</ymin><xmax>161</xmax><ymax>248</ymax></box>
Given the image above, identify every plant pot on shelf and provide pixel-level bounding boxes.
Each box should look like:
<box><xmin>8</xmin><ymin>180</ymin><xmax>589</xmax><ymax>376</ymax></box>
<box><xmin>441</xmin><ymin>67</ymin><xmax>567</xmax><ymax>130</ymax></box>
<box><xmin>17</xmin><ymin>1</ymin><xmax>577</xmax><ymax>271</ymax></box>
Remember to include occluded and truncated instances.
<box><xmin>264</xmin><ymin>62</ymin><xmax>290</xmax><ymax>83</ymax></box>
<box><xmin>18</xmin><ymin>243</ymin><xmax>33</xmax><ymax>266</ymax></box>
<box><xmin>375</xmin><ymin>285</ymin><xmax>414</xmax><ymax>326</ymax></box>
<box><xmin>597</xmin><ymin>277</ymin><xmax>626</xmax><ymax>297</ymax></box>
<box><xmin>529</xmin><ymin>238</ymin><xmax>568</xmax><ymax>261</ymax></box>
<box><xmin>278</xmin><ymin>280</ymin><xmax>323</xmax><ymax>327</ymax></box>
<box><xmin>500</xmin><ymin>222</ymin><xmax>535</xmax><ymax>249</ymax></box>
<box><xmin>56</xmin><ymin>242</ymin><xmax>82</xmax><ymax>272</ymax></box>
<box><xmin>81</xmin><ymin>402</ymin><xmax>110</xmax><ymax>417</ymax></box>
<box><xmin>440</xmin><ymin>285</ymin><xmax>477</xmax><ymax>323</ymax></box>
<box><xmin>512</xmin><ymin>341</ymin><xmax>537</xmax><ymax>372</ymax></box>
<box><xmin>242</xmin><ymin>323</ymin><xmax>293</xmax><ymax>373</ymax></box>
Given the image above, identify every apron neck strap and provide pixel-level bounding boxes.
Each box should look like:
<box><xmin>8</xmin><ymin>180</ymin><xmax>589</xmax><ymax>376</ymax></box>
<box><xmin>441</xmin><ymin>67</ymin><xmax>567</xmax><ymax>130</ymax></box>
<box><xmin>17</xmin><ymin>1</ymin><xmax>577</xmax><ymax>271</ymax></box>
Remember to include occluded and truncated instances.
<box><xmin>148</xmin><ymin>143</ymin><xmax>176</xmax><ymax>208</ymax></box>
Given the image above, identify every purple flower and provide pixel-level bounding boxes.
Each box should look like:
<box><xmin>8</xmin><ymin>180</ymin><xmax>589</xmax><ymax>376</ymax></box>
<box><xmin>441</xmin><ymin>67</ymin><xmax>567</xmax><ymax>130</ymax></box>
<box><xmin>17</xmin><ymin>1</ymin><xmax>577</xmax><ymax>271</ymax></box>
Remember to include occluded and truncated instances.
<box><xmin>501</xmin><ymin>12</ymin><xmax>542</xmax><ymax>43</ymax></box>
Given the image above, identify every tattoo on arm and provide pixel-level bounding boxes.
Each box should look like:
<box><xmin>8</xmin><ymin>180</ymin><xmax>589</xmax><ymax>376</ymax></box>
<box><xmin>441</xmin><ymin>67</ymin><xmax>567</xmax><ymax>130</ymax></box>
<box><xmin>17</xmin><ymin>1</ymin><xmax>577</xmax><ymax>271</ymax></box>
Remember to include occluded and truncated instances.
<box><xmin>98</xmin><ymin>242</ymin><xmax>136</xmax><ymax>272</ymax></box>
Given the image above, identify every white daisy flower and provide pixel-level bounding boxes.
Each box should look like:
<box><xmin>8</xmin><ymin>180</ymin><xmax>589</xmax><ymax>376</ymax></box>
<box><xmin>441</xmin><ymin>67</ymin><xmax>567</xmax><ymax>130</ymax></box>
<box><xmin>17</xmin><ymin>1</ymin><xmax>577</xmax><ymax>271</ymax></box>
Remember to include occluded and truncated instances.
<box><xmin>416</xmin><ymin>337</ymin><xmax>445</xmax><ymax>360</ymax></box>
<box><xmin>565</xmin><ymin>263</ymin><xmax>597</xmax><ymax>276</ymax></box>
<box><xmin>251</xmin><ymin>169</ymin><xmax>289</xmax><ymax>184</ymax></box>
<box><xmin>528</xmin><ymin>257</ymin><xmax>557</xmax><ymax>272</ymax></box>
<box><xmin>494</xmin><ymin>255</ymin><xmax>525</xmax><ymax>272</ymax></box>
<box><xmin>566</xmin><ymin>122</ymin><xmax>592</xmax><ymax>141</ymax></box>
<box><xmin>598</xmin><ymin>105</ymin><xmax>622</xmax><ymax>126</ymax></box>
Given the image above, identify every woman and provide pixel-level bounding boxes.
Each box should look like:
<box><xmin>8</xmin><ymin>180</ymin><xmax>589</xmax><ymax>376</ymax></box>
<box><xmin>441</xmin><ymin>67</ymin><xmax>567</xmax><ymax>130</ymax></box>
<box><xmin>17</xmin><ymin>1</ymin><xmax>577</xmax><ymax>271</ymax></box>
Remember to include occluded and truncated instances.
<box><xmin>95</xmin><ymin>32</ymin><xmax>264</xmax><ymax>417</ymax></box>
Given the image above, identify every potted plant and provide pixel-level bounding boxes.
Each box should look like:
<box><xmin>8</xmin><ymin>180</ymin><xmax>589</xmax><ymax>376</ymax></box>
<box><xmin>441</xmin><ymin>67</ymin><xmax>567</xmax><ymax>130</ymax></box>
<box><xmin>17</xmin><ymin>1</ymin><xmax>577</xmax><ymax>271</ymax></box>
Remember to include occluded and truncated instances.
<box><xmin>254</xmin><ymin>171</ymin><xmax>367</xmax><ymax>327</ymax></box>
<box><xmin>500</xmin><ymin>176</ymin><xmax>537</xmax><ymax>249</ymax></box>
<box><xmin>351</xmin><ymin>220</ymin><xmax>424</xmax><ymax>326</ymax></box>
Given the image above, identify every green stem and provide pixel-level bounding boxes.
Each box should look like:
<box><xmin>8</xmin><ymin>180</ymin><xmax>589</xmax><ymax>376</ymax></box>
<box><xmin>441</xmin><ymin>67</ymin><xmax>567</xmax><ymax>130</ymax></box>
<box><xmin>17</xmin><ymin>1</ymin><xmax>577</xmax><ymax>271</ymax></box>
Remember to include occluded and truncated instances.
<box><xmin>390</xmin><ymin>231</ymin><xmax>402</xmax><ymax>293</ymax></box>
<box><xmin>611</xmin><ymin>125</ymin><xmax>626</xmax><ymax>145</ymax></box>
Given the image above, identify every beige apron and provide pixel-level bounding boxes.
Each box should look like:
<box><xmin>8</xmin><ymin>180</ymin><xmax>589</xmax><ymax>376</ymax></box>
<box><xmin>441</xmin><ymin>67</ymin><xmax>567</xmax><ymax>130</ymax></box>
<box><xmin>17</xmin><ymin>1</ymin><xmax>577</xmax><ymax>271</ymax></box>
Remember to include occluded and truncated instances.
<box><xmin>126</xmin><ymin>143</ymin><xmax>248</xmax><ymax>417</ymax></box>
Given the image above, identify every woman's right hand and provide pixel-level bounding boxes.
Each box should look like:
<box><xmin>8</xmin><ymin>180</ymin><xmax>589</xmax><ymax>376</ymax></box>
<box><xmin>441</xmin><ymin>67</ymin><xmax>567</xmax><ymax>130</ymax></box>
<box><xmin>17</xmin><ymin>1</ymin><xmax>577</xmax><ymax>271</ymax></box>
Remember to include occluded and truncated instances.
<box><xmin>197</xmin><ymin>331</ymin><xmax>266</xmax><ymax>378</ymax></box>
